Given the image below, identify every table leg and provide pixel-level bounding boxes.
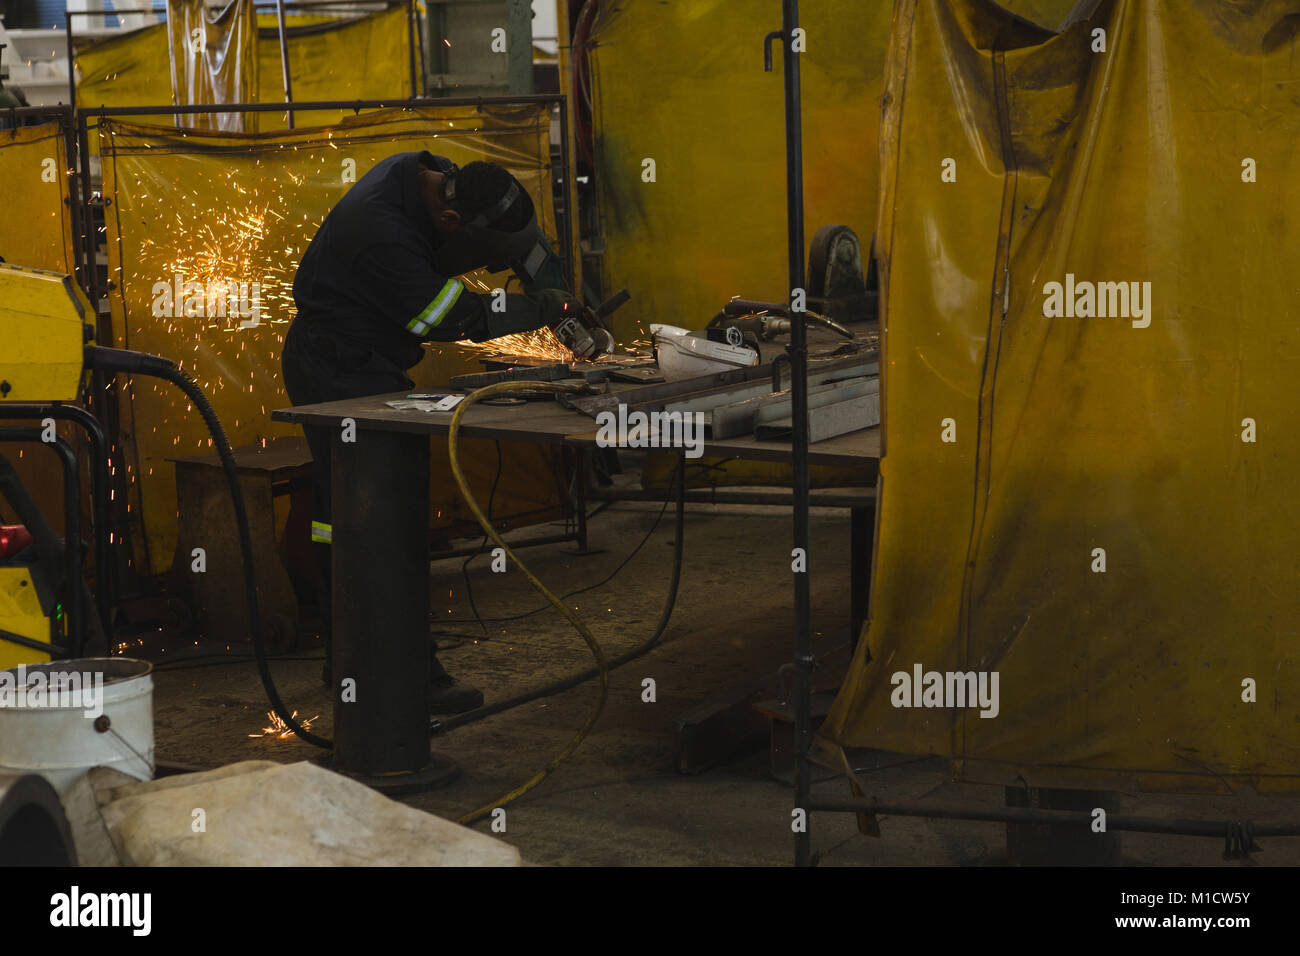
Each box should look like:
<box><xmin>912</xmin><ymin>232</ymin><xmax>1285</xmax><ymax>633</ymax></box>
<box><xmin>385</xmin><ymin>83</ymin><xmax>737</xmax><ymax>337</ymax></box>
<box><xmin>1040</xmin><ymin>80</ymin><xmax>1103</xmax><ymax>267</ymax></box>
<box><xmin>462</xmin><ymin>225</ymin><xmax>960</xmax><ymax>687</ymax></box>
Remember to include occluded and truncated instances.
<box><xmin>575</xmin><ymin>447</ymin><xmax>589</xmax><ymax>553</ymax></box>
<box><xmin>331</xmin><ymin>427</ymin><xmax>432</xmax><ymax>778</ymax></box>
<box><xmin>849</xmin><ymin>505</ymin><xmax>873</xmax><ymax>654</ymax></box>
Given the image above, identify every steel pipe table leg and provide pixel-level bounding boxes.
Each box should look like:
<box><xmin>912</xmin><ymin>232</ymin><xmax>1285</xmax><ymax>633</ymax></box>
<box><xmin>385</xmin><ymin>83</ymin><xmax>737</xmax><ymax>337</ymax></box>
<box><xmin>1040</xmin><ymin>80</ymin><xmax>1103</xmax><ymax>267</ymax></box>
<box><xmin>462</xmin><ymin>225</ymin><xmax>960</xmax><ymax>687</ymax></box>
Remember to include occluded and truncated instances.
<box><xmin>330</xmin><ymin>428</ymin><xmax>456</xmax><ymax>791</ymax></box>
<box><xmin>849</xmin><ymin>505</ymin><xmax>872</xmax><ymax>654</ymax></box>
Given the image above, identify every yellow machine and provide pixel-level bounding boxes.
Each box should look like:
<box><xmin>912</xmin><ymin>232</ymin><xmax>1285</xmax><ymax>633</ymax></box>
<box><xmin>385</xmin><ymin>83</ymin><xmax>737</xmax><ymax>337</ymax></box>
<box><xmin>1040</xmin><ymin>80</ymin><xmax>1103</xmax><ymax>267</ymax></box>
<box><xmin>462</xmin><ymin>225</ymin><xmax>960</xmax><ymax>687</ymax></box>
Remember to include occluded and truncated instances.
<box><xmin>0</xmin><ymin>263</ymin><xmax>92</xmax><ymax>403</ymax></box>
<box><xmin>0</xmin><ymin>263</ymin><xmax>95</xmax><ymax>668</ymax></box>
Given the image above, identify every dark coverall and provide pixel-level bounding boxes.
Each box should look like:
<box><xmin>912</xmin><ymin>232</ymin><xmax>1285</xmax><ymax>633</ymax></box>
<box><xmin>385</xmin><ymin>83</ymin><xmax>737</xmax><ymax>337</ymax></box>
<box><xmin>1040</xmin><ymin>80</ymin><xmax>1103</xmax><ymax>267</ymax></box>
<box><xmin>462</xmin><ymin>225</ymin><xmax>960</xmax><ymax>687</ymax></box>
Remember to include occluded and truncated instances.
<box><xmin>281</xmin><ymin>150</ymin><xmax>566</xmax><ymax>668</ymax></box>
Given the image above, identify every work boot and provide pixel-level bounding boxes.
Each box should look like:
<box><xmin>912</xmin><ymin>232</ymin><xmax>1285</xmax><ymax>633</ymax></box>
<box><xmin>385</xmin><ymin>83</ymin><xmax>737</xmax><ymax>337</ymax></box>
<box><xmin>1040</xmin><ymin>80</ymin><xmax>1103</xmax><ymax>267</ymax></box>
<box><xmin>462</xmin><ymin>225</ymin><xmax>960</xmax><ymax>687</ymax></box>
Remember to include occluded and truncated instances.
<box><xmin>428</xmin><ymin>653</ymin><xmax>484</xmax><ymax>714</ymax></box>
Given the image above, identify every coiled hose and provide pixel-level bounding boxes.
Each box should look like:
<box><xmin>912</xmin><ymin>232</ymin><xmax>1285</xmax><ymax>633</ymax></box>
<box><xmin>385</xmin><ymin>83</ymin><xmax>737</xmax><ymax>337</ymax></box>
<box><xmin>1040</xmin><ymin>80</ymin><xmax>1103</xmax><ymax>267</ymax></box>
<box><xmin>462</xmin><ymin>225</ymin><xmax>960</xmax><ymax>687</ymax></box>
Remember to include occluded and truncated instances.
<box><xmin>88</xmin><ymin>348</ymin><xmax>685</xmax><ymax>818</ymax></box>
<box><xmin>446</xmin><ymin>381</ymin><xmax>611</xmax><ymax>824</ymax></box>
<box><xmin>84</xmin><ymin>346</ymin><xmax>331</xmax><ymax>749</ymax></box>
<box><xmin>443</xmin><ymin>381</ymin><xmax>686</xmax><ymax>825</ymax></box>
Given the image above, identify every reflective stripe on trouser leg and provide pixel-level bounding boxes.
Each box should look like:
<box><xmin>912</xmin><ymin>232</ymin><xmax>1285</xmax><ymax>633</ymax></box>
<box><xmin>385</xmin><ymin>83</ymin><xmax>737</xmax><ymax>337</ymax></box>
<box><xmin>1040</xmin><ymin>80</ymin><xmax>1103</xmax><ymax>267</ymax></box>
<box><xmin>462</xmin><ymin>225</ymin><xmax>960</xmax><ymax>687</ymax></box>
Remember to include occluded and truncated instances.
<box><xmin>311</xmin><ymin>520</ymin><xmax>332</xmax><ymax>544</ymax></box>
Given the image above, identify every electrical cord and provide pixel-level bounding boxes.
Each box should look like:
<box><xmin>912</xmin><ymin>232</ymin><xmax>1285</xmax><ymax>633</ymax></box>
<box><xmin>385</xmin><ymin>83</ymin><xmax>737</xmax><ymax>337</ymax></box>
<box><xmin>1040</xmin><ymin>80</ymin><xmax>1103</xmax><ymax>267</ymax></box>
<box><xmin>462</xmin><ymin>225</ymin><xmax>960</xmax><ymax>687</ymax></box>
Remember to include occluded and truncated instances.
<box><xmin>431</xmin><ymin>459</ymin><xmax>684</xmax><ymax>737</ymax></box>
<box><xmin>460</xmin><ymin>440</ymin><xmax>503</xmax><ymax>636</ymax></box>
<box><xmin>439</xmin><ymin>384</ymin><xmax>686</xmax><ymax>826</ymax></box>
<box><xmin>445</xmin><ymin>381</ymin><xmax>604</xmax><ymax>824</ymax></box>
<box><xmin>442</xmin><ymin>480</ymin><xmax>677</xmax><ymax>626</ymax></box>
<box><xmin>444</xmin><ymin>380</ymin><xmax>684</xmax><ymax>825</ymax></box>
<box><xmin>83</xmin><ymin>346</ymin><xmax>332</xmax><ymax>750</ymax></box>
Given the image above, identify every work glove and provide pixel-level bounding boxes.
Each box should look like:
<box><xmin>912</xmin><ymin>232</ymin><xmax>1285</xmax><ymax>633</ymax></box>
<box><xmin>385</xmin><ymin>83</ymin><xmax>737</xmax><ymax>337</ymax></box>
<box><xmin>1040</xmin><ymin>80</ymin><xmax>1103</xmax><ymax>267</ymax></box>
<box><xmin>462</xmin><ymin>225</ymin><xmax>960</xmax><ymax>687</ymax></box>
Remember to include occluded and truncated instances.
<box><xmin>474</xmin><ymin>292</ymin><xmax>547</xmax><ymax>339</ymax></box>
<box><xmin>470</xmin><ymin>289</ymin><xmax>584</xmax><ymax>342</ymax></box>
<box><xmin>531</xmin><ymin>288</ymin><xmax>585</xmax><ymax>328</ymax></box>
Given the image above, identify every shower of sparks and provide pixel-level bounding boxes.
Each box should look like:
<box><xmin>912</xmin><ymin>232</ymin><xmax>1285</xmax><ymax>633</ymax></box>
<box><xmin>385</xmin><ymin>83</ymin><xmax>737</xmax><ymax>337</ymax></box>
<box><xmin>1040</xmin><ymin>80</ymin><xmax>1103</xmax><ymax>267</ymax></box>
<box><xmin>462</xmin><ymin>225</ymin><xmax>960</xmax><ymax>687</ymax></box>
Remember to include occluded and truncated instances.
<box><xmin>249</xmin><ymin>709</ymin><xmax>319</xmax><ymax>739</ymax></box>
<box><xmin>455</xmin><ymin>326</ymin><xmax>575</xmax><ymax>363</ymax></box>
<box><xmin>134</xmin><ymin>168</ymin><xmax>303</xmax><ymax>327</ymax></box>
<box><xmin>449</xmin><ymin>273</ymin><xmax>576</xmax><ymax>362</ymax></box>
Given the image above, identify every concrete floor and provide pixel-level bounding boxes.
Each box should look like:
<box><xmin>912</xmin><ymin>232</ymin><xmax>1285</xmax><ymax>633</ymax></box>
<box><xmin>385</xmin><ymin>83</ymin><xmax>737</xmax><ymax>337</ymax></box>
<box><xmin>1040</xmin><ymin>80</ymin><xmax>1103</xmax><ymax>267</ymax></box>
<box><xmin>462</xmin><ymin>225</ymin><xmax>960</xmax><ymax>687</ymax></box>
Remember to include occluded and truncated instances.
<box><xmin>146</xmin><ymin>477</ymin><xmax>1300</xmax><ymax>866</ymax></box>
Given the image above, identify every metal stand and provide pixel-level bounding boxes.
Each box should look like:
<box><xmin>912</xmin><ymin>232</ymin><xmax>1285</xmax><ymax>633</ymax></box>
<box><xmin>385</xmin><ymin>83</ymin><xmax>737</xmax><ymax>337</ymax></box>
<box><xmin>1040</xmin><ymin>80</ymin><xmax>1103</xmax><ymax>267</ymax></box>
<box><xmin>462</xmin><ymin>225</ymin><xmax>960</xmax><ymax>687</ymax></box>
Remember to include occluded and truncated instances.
<box><xmin>763</xmin><ymin>0</ymin><xmax>814</xmax><ymax>869</ymax></box>
<box><xmin>0</xmin><ymin>404</ymin><xmax>114</xmax><ymax>638</ymax></box>
<box><xmin>329</xmin><ymin>427</ymin><xmax>458</xmax><ymax>792</ymax></box>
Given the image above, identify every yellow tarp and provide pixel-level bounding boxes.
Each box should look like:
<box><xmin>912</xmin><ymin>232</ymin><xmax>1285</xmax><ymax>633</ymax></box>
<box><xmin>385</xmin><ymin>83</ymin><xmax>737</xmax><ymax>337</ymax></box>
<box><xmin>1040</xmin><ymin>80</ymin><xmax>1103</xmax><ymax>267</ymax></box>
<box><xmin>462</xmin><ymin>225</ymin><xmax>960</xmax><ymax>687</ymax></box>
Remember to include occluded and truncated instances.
<box><xmin>0</xmin><ymin>122</ymin><xmax>78</xmax><ymax>274</ymax></box>
<box><xmin>255</xmin><ymin>7</ymin><xmax>413</xmax><ymax>130</ymax></box>
<box><xmin>76</xmin><ymin>24</ymin><xmax>172</xmax><ymax>112</ymax></box>
<box><xmin>166</xmin><ymin>0</ymin><xmax>259</xmax><ymax>131</ymax></box>
<box><xmin>75</xmin><ymin>6</ymin><xmax>409</xmax><ymax>126</ymax></box>
<box><xmin>819</xmin><ymin>0</ymin><xmax>1300</xmax><ymax>794</ymax></box>
<box><xmin>587</xmin><ymin>0</ymin><xmax>1076</xmax><ymax>346</ymax></box>
<box><xmin>99</xmin><ymin>105</ymin><xmax>565</xmax><ymax>574</ymax></box>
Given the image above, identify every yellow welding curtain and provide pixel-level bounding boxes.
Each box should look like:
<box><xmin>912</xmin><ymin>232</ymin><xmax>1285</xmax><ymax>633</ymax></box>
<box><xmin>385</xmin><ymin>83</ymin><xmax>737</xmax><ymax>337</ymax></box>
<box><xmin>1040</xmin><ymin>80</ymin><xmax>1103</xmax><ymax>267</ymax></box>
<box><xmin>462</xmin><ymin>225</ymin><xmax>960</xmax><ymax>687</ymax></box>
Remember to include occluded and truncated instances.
<box><xmin>586</xmin><ymin>0</ymin><xmax>1077</xmax><ymax>345</ymax></box>
<box><xmin>0</xmin><ymin>123</ymin><xmax>77</xmax><ymax>274</ymax></box>
<box><xmin>76</xmin><ymin>24</ymin><xmax>171</xmax><ymax>111</ymax></box>
<box><xmin>255</xmin><ymin>6</ymin><xmax>413</xmax><ymax>130</ymax></box>
<box><xmin>166</xmin><ymin>0</ymin><xmax>259</xmax><ymax>131</ymax></box>
<box><xmin>99</xmin><ymin>105</ymin><xmax>561</xmax><ymax>574</ymax></box>
<box><xmin>76</xmin><ymin>7</ymin><xmax>408</xmax><ymax>122</ymax></box>
<box><xmin>818</xmin><ymin>0</ymin><xmax>1300</xmax><ymax>794</ymax></box>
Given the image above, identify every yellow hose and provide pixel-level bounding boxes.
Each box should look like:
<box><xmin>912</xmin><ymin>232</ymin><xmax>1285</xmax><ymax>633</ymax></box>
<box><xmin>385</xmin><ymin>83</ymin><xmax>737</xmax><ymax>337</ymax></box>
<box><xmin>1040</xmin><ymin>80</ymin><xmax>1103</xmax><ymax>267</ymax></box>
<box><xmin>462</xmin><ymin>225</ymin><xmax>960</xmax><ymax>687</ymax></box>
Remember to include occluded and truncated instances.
<box><xmin>446</xmin><ymin>380</ymin><xmax>609</xmax><ymax>826</ymax></box>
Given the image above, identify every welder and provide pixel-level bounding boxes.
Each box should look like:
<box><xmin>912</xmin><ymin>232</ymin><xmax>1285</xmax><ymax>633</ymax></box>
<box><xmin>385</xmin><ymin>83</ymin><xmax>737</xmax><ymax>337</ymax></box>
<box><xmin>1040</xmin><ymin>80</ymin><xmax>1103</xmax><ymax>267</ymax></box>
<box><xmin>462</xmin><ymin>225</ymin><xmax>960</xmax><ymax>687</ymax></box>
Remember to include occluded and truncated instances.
<box><xmin>282</xmin><ymin>151</ymin><xmax>599</xmax><ymax>714</ymax></box>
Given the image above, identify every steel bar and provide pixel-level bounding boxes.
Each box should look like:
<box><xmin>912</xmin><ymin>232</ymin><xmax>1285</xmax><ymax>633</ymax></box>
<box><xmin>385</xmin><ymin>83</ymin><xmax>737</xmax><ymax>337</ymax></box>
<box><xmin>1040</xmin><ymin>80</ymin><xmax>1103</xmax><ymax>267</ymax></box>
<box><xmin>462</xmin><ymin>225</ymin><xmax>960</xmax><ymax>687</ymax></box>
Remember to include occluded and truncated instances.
<box><xmin>558</xmin><ymin>93</ymin><xmax>576</xmax><ymax>293</ymax></box>
<box><xmin>64</xmin><ymin>12</ymin><xmax>77</xmax><ymax>113</ymax></box>
<box><xmin>430</xmin><ymin>529</ymin><xmax>579</xmax><ymax>560</ymax></box>
<box><xmin>808</xmin><ymin>797</ymin><xmax>1300</xmax><ymax>839</ymax></box>
<box><xmin>762</xmin><ymin>0</ymin><xmax>813</xmax><ymax>868</ymax></box>
<box><xmin>67</xmin><ymin>2</ymin><xmax>406</xmax><ymax>14</ymax></box>
<box><xmin>275</xmin><ymin>0</ymin><xmax>295</xmax><ymax>129</ymax></box>
<box><xmin>571</xmin><ymin>355</ymin><xmax>869</xmax><ymax>420</ymax></box>
<box><xmin>711</xmin><ymin>375</ymin><xmax>877</xmax><ymax>439</ymax></box>
<box><xmin>0</xmin><ymin>105</ymin><xmax>73</xmax><ymax>119</ymax></box>
<box><xmin>755</xmin><ymin>393</ymin><xmax>880</xmax><ymax>444</ymax></box>
<box><xmin>587</xmin><ymin>487</ymin><xmax>875</xmax><ymax>509</ymax></box>
<box><xmin>405</xmin><ymin>0</ymin><xmax>418</xmax><ymax>98</ymax></box>
<box><xmin>849</xmin><ymin>506</ymin><xmax>870</xmax><ymax>651</ymax></box>
<box><xmin>79</xmin><ymin>93</ymin><xmax>563</xmax><ymax>119</ymax></box>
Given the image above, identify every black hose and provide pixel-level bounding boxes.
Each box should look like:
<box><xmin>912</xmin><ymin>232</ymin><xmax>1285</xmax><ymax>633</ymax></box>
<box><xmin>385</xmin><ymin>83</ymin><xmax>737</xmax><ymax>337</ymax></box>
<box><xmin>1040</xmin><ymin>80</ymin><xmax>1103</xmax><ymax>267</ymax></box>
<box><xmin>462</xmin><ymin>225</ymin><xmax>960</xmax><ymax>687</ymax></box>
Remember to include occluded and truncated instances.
<box><xmin>430</xmin><ymin>457</ymin><xmax>686</xmax><ymax>736</ymax></box>
<box><xmin>83</xmin><ymin>347</ymin><xmax>331</xmax><ymax>749</ymax></box>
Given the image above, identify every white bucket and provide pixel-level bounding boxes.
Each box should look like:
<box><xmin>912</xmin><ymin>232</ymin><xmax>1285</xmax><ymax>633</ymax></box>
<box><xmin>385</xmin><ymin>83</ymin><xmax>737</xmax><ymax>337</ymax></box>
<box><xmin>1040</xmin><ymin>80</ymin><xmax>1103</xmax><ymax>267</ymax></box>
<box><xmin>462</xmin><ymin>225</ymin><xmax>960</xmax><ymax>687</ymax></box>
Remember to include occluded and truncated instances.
<box><xmin>0</xmin><ymin>658</ymin><xmax>154</xmax><ymax>794</ymax></box>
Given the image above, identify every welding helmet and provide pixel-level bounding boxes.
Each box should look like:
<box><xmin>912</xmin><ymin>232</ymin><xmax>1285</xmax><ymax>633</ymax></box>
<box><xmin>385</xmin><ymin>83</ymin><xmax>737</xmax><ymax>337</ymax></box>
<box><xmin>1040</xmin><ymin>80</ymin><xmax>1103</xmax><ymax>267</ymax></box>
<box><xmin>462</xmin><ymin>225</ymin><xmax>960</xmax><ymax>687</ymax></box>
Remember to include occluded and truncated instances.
<box><xmin>435</xmin><ymin>163</ymin><xmax>550</xmax><ymax>281</ymax></box>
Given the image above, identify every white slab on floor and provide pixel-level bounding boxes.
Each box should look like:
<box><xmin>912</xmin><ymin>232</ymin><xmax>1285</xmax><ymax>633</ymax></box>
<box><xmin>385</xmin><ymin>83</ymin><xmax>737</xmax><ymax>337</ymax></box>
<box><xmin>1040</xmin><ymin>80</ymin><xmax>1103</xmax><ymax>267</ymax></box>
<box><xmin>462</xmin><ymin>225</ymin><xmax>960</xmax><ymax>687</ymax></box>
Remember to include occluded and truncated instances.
<box><xmin>95</xmin><ymin>760</ymin><xmax>521</xmax><ymax>866</ymax></box>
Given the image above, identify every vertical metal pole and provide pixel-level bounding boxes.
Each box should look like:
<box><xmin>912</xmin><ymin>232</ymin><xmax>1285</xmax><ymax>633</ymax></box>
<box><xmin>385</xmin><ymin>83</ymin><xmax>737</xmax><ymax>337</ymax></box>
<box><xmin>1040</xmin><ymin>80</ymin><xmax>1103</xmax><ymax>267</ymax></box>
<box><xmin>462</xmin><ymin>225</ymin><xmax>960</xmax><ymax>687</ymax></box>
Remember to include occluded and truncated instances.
<box><xmin>557</xmin><ymin>94</ymin><xmax>576</xmax><ymax>293</ymax></box>
<box><xmin>556</xmin><ymin>0</ymin><xmax>583</xmax><ymax>298</ymax></box>
<box><xmin>64</xmin><ymin>12</ymin><xmax>77</xmax><ymax>111</ymax></box>
<box><xmin>780</xmin><ymin>0</ymin><xmax>812</xmax><ymax>869</ymax></box>
<box><xmin>275</xmin><ymin>0</ymin><xmax>294</xmax><ymax>129</ymax></box>
<box><xmin>406</xmin><ymin>0</ymin><xmax>418</xmax><ymax>97</ymax></box>
<box><xmin>505</xmin><ymin>0</ymin><xmax>534</xmax><ymax>94</ymax></box>
<box><xmin>332</xmin><ymin>428</ymin><xmax>430</xmax><ymax>777</ymax></box>
<box><xmin>60</xmin><ymin>108</ymin><xmax>85</xmax><ymax>288</ymax></box>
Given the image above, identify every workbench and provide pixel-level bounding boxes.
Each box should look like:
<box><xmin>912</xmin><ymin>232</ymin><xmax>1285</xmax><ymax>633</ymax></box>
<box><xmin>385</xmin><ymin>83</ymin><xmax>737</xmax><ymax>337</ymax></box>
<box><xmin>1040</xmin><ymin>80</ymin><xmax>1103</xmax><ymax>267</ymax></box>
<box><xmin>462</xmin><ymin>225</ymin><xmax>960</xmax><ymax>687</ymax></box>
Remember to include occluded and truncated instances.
<box><xmin>272</xmin><ymin>386</ymin><xmax>880</xmax><ymax>785</ymax></box>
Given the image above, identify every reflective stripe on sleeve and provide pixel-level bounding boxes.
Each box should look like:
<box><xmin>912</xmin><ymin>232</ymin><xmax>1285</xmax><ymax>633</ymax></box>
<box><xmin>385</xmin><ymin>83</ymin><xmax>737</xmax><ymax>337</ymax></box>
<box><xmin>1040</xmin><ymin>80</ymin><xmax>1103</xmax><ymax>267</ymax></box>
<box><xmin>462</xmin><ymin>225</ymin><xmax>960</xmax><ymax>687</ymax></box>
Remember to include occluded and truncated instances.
<box><xmin>311</xmin><ymin>521</ymin><xmax>332</xmax><ymax>544</ymax></box>
<box><xmin>405</xmin><ymin>279</ymin><xmax>464</xmax><ymax>336</ymax></box>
